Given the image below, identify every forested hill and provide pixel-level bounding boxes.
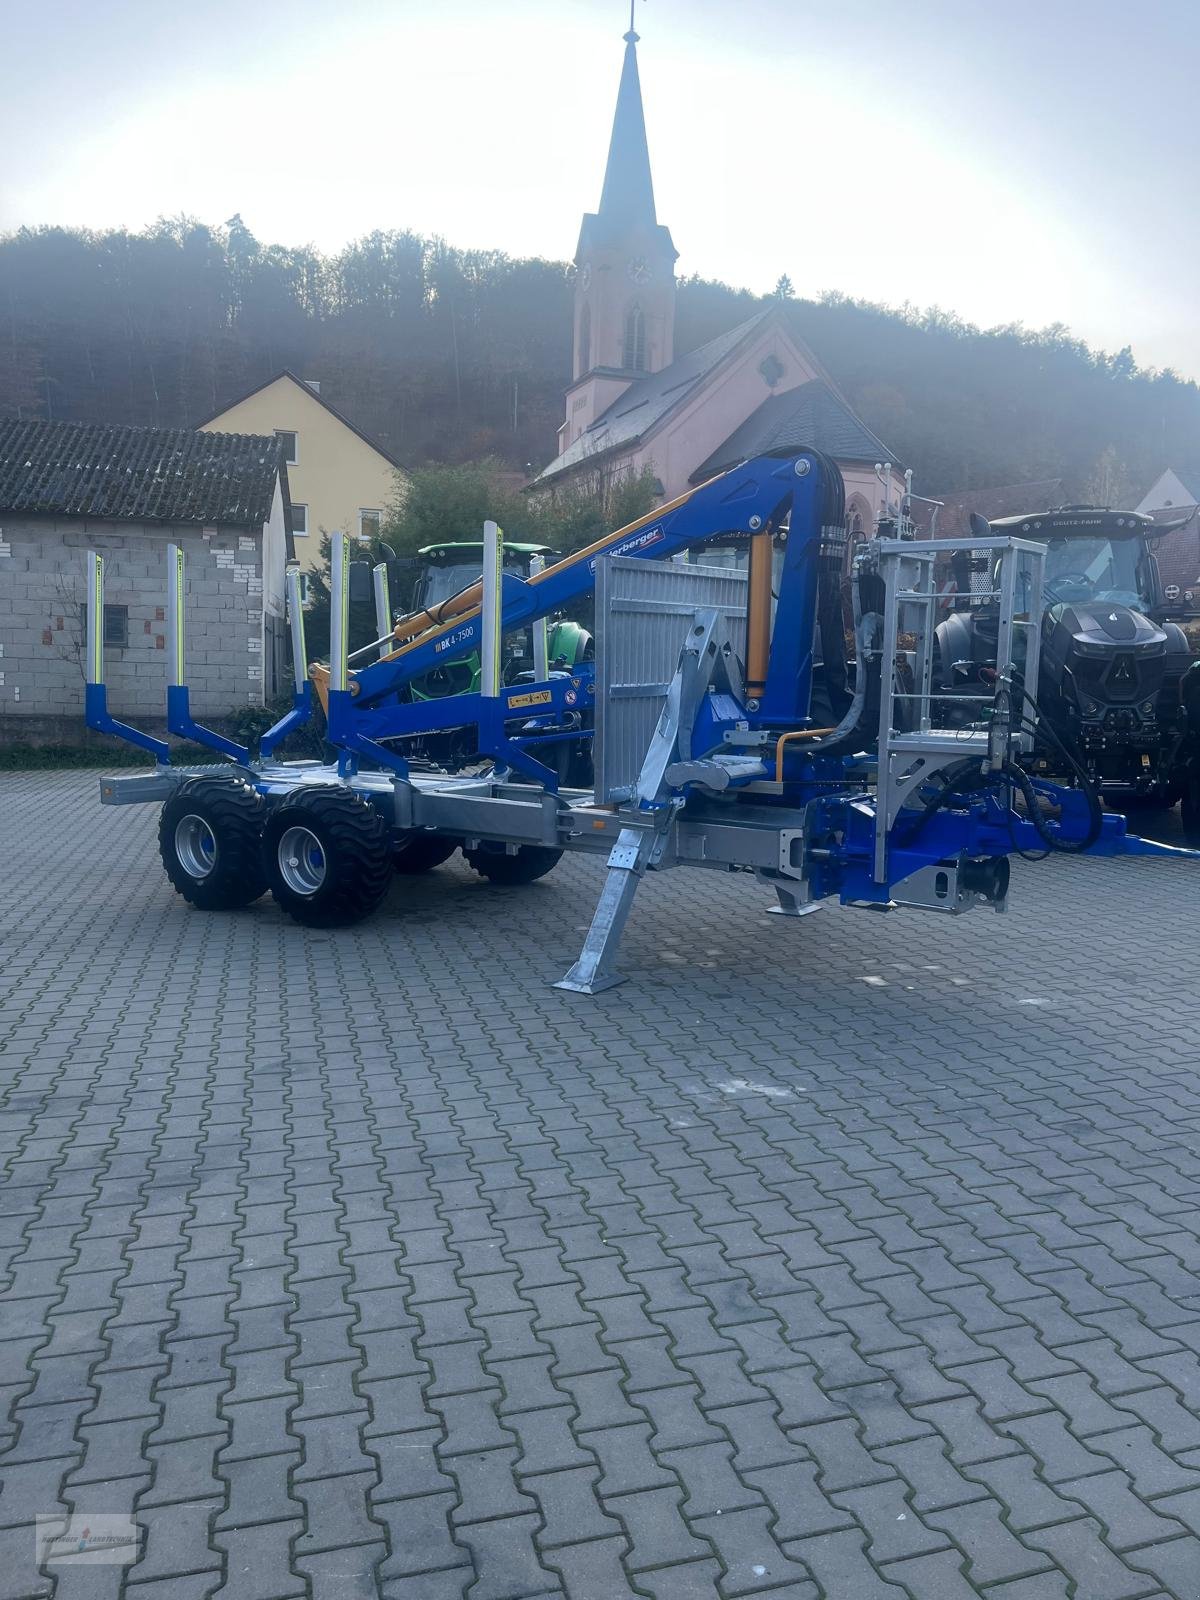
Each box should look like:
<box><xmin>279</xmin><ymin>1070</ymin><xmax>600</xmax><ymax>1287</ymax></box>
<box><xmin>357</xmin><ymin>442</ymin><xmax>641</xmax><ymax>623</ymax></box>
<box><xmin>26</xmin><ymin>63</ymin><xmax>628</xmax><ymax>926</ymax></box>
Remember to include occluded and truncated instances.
<box><xmin>1</xmin><ymin>216</ymin><xmax>1196</xmax><ymax>503</ymax></box>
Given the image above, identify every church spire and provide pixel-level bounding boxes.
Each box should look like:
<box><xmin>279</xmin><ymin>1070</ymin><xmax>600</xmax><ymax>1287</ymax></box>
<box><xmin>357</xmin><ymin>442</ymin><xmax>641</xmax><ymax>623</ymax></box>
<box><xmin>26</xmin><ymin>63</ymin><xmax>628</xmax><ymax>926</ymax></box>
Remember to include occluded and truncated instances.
<box><xmin>597</xmin><ymin>13</ymin><xmax>657</xmax><ymax>227</ymax></box>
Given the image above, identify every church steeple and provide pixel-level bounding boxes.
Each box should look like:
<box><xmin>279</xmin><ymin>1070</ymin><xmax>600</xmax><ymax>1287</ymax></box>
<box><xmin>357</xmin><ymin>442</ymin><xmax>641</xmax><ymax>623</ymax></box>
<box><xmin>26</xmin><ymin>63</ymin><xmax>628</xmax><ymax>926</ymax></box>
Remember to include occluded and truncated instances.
<box><xmin>571</xmin><ymin>15</ymin><xmax>678</xmax><ymax>391</ymax></box>
<box><xmin>597</xmin><ymin>23</ymin><xmax>657</xmax><ymax>227</ymax></box>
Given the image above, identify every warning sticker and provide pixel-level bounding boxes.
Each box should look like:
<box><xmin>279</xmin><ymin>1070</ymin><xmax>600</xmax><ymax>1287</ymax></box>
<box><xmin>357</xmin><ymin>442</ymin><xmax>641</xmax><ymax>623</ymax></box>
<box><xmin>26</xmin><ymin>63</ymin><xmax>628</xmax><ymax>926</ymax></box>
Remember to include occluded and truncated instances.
<box><xmin>507</xmin><ymin>689</ymin><xmax>553</xmax><ymax>709</ymax></box>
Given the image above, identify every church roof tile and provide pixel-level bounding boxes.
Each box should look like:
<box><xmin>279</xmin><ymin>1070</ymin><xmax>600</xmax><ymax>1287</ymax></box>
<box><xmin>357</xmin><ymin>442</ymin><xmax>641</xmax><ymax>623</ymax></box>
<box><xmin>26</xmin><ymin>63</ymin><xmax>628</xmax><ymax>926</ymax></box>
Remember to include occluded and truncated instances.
<box><xmin>689</xmin><ymin>379</ymin><xmax>898</xmax><ymax>482</ymax></box>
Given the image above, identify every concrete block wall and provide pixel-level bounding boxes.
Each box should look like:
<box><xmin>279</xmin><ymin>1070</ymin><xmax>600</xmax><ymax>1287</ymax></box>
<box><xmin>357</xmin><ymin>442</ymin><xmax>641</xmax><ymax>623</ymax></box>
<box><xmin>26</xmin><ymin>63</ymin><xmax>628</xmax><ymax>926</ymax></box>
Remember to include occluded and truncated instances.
<box><xmin>0</xmin><ymin>517</ymin><xmax>270</xmax><ymax>727</ymax></box>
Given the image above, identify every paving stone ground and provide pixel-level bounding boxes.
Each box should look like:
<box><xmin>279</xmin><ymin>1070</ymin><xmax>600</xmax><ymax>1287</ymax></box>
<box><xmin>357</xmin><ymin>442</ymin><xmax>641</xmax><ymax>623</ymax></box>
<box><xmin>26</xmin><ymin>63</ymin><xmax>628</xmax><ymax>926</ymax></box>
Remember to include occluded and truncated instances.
<box><xmin>3</xmin><ymin>769</ymin><xmax>1200</xmax><ymax>1600</ymax></box>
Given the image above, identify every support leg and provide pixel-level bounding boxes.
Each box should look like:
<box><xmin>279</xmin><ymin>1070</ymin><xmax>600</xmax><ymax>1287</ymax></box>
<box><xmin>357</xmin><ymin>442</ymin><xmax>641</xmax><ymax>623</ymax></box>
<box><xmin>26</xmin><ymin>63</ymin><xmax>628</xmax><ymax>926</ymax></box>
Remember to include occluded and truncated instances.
<box><xmin>555</xmin><ymin>828</ymin><xmax>651</xmax><ymax>994</ymax></box>
<box><xmin>766</xmin><ymin>883</ymin><xmax>823</xmax><ymax>918</ymax></box>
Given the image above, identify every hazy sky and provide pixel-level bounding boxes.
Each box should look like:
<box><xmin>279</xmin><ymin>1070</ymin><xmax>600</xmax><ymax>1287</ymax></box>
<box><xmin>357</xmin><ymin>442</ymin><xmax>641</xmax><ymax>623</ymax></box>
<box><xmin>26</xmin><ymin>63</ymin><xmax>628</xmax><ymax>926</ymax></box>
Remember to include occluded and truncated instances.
<box><xmin>3</xmin><ymin>0</ymin><xmax>1198</xmax><ymax>376</ymax></box>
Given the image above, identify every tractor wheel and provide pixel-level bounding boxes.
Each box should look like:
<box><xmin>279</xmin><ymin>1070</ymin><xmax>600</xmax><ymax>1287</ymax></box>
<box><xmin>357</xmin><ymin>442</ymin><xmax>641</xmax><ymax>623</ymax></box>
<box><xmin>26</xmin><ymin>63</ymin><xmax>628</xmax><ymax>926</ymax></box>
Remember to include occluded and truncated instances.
<box><xmin>159</xmin><ymin>775</ymin><xmax>267</xmax><ymax>910</ymax></box>
<box><xmin>393</xmin><ymin>832</ymin><xmax>460</xmax><ymax>874</ymax></box>
<box><xmin>263</xmin><ymin>786</ymin><xmax>392</xmax><ymax>927</ymax></box>
<box><xmin>464</xmin><ymin>842</ymin><xmax>563</xmax><ymax>885</ymax></box>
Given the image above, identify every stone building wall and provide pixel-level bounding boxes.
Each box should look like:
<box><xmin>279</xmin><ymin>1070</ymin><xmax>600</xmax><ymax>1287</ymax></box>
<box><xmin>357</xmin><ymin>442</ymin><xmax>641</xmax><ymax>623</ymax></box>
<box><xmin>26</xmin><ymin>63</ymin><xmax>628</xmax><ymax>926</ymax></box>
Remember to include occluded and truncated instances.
<box><xmin>0</xmin><ymin>517</ymin><xmax>272</xmax><ymax>734</ymax></box>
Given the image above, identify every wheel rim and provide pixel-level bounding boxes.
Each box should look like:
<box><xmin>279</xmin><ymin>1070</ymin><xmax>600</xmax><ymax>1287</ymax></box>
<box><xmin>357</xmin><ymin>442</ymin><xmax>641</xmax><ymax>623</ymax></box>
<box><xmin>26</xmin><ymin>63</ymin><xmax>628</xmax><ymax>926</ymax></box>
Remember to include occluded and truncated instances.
<box><xmin>175</xmin><ymin>814</ymin><xmax>217</xmax><ymax>880</ymax></box>
<box><xmin>278</xmin><ymin>825</ymin><xmax>326</xmax><ymax>896</ymax></box>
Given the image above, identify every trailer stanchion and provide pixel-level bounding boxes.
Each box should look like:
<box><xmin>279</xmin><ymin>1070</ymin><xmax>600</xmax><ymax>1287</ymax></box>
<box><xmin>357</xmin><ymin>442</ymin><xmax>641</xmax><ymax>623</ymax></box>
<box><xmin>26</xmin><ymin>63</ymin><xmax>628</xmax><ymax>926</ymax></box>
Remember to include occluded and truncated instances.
<box><xmin>83</xmin><ymin>550</ymin><xmax>171</xmax><ymax>762</ymax></box>
<box><xmin>529</xmin><ymin>553</ymin><xmax>549</xmax><ymax>681</ymax></box>
<box><xmin>163</xmin><ymin>544</ymin><xmax>250</xmax><ymax>763</ymax></box>
<box><xmin>259</xmin><ymin>565</ymin><xmax>314</xmax><ymax>758</ymax></box>
<box><xmin>326</xmin><ymin>531</ymin><xmax>354</xmax><ymax>772</ymax></box>
<box><xmin>373</xmin><ymin>562</ymin><xmax>392</xmax><ymax>662</ymax></box>
<box><xmin>480</xmin><ymin>520</ymin><xmax>503</xmax><ymax>700</ymax></box>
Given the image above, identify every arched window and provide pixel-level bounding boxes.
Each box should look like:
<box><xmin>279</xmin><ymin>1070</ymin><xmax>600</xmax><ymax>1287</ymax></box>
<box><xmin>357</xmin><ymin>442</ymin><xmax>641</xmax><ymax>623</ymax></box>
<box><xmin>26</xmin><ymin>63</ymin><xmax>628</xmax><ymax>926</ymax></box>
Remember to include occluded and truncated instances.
<box><xmin>623</xmin><ymin>303</ymin><xmax>646</xmax><ymax>371</ymax></box>
<box><xmin>578</xmin><ymin>304</ymin><xmax>591</xmax><ymax>374</ymax></box>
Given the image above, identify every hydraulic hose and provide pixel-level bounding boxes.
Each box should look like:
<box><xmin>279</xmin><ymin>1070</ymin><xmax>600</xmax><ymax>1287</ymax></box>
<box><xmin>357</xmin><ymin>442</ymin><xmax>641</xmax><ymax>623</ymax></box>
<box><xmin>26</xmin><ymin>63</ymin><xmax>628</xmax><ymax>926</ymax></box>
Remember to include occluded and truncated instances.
<box><xmin>1010</xmin><ymin>686</ymin><xmax>1104</xmax><ymax>852</ymax></box>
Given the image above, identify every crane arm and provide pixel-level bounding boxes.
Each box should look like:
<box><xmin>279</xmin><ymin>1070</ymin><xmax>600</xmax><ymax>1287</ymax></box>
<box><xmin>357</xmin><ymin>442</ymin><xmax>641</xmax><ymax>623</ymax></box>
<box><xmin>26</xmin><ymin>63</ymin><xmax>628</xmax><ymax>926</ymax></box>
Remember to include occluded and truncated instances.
<box><xmin>315</xmin><ymin>451</ymin><xmax>820</xmax><ymax>712</ymax></box>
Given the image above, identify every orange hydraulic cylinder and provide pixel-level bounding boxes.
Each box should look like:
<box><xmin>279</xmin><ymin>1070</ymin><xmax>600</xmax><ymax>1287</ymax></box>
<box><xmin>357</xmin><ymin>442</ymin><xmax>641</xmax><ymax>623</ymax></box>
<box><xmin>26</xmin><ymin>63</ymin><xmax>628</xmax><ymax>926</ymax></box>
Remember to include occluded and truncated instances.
<box><xmin>745</xmin><ymin>530</ymin><xmax>773</xmax><ymax>700</ymax></box>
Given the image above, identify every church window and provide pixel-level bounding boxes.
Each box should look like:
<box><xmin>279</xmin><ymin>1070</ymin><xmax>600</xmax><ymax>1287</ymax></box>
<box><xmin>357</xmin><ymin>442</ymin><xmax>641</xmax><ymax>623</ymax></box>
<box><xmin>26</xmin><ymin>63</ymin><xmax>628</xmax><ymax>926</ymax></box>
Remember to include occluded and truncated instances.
<box><xmin>623</xmin><ymin>303</ymin><xmax>646</xmax><ymax>371</ymax></box>
<box><xmin>579</xmin><ymin>304</ymin><xmax>591</xmax><ymax>373</ymax></box>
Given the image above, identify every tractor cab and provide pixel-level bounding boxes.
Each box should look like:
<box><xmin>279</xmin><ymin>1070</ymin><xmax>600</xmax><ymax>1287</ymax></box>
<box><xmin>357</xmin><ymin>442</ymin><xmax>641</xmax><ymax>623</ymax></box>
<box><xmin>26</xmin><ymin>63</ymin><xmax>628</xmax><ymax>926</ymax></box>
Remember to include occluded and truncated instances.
<box><xmin>993</xmin><ymin>508</ymin><xmax>1164</xmax><ymax>613</ymax></box>
<box><xmin>412</xmin><ymin>541</ymin><xmax>561</xmax><ymax>613</ymax></box>
<box><xmin>933</xmin><ymin>507</ymin><xmax>1196</xmax><ymax>809</ymax></box>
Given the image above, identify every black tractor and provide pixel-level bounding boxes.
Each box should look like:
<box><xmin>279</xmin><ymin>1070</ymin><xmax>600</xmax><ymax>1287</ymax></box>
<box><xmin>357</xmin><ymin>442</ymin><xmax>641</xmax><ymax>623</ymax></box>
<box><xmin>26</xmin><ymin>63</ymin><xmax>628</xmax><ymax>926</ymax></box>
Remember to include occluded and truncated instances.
<box><xmin>930</xmin><ymin>504</ymin><xmax>1200</xmax><ymax>841</ymax></box>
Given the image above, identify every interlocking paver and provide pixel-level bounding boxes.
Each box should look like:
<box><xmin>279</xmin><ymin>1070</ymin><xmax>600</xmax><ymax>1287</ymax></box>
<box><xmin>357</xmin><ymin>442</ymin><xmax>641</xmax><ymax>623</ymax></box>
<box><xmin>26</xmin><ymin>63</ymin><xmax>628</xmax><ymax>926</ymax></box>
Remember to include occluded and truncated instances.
<box><xmin>4</xmin><ymin>772</ymin><xmax>1200</xmax><ymax>1598</ymax></box>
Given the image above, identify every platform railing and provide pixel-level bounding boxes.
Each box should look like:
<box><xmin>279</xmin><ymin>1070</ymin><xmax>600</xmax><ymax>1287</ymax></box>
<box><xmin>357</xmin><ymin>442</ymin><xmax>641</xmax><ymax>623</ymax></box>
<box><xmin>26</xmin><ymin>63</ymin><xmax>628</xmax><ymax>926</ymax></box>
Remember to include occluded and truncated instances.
<box><xmin>872</xmin><ymin>534</ymin><xmax>1046</xmax><ymax>881</ymax></box>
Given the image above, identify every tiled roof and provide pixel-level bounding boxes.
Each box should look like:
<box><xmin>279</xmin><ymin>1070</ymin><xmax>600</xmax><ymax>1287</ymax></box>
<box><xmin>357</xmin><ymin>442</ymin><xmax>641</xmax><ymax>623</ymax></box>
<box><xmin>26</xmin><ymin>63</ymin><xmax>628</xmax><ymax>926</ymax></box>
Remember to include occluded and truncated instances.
<box><xmin>690</xmin><ymin>379</ymin><xmax>897</xmax><ymax>482</ymax></box>
<box><xmin>910</xmin><ymin>479</ymin><xmax>1066</xmax><ymax>540</ymax></box>
<box><xmin>536</xmin><ymin>310</ymin><xmax>773</xmax><ymax>484</ymax></box>
<box><xmin>0</xmin><ymin>418</ymin><xmax>283</xmax><ymax>526</ymax></box>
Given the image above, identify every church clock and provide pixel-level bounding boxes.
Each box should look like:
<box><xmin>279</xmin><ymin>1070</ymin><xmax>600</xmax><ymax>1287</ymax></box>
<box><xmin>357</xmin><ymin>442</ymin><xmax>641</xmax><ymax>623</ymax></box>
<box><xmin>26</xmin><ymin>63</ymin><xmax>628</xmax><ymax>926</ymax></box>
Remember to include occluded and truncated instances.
<box><xmin>627</xmin><ymin>257</ymin><xmax>652</xmax><ymax>284</ymax></box>
<box><xmin>579</xmin><ymin>262</ymin><xmax>592</xmax><ymax>292</ymax></box>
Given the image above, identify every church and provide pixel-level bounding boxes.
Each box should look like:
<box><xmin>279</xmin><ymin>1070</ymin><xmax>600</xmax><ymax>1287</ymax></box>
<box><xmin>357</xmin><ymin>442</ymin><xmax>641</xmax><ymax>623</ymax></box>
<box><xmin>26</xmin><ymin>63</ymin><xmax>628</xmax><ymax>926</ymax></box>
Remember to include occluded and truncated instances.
<box><xmin>535</xmin><ymin>19</ymin><xmax>899</xmax><ymax>546</ymax></box>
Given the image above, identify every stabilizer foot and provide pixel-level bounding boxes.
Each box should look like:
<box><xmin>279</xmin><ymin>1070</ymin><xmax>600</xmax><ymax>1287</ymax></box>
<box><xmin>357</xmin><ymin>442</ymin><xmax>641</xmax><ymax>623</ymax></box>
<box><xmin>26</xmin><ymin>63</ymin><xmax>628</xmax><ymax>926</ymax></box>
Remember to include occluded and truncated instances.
<box><xmin>555</xmin><ymin>826</ymin><xmax>651</xmax><ymax>994</ymax></box>
<box><xmin>766</xmin><ymin>883</ymin><xmax>822</xmax><ymax>918</ymax></box>
<box><xmin>553</xmin><ymin>969</ymin><xmax>626</xmax><ymax>995</ymax></box>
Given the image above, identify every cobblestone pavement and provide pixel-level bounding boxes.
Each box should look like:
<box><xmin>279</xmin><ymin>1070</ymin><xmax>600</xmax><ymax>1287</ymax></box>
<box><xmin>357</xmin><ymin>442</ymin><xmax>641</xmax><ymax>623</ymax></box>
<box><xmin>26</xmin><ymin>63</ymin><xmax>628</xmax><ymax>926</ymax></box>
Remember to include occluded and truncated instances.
<box><xmin>3</xmin><ymin>770</ymin><xmax>1200</xmax><ymax>1600</ymax></box>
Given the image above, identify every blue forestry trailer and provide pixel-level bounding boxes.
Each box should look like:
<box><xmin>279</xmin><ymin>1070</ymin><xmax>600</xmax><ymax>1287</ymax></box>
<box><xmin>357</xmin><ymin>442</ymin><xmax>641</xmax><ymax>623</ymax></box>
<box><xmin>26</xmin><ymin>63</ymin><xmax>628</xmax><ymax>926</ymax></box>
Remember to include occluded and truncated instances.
<box><xmin>86</xmin><ymin>447</ymin><xmax>1189</xmax><ymax>992</ymax></box>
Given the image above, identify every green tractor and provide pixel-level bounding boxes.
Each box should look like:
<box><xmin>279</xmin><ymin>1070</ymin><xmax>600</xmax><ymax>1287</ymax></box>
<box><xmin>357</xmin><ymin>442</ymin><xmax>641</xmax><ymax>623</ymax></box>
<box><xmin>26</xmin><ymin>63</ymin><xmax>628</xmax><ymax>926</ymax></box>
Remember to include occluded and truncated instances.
<box><xmin>403</xmin><ymin>541</ymin><xmax>594</xmax><ymax>782</ymax></box>
<box><xmin>408</xmin><ymin>541</ymin><xmax>592</xmax><ymax>700</ymax></box>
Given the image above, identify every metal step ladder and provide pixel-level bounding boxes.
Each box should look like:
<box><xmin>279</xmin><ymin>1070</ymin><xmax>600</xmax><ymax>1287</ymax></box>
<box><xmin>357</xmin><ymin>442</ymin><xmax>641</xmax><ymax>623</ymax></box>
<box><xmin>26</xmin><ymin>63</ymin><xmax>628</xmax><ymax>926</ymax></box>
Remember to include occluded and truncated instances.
<box><xmin>871</xmin><ymin>534</ymin><xmax>1047</xmax><ymax>883</ymax></box>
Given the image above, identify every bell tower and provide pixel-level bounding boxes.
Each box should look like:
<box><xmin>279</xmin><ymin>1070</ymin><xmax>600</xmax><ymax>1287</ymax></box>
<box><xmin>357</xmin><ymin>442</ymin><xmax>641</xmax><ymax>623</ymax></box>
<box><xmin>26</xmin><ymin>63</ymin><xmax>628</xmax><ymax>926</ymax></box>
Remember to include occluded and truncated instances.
<box><xmin>571</xmin><ymin>14</ymin><xmax>678</xmax><ymax>394</ymax></box>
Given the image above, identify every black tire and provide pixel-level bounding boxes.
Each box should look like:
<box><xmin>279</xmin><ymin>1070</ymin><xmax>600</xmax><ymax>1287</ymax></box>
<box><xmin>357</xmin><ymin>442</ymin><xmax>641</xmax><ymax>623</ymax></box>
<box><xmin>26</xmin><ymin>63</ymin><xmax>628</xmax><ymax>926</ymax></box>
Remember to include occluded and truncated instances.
<box><xmin>263</xmin><ymin>786</ymin><xmax>392</xmax><ymax>927</ymax></box>
<box><xmin>464</xmin><ymin>842</ymin><xmax>562</xmax><ymax>884</ymax></box>
<box><xmin>393</xmin><ymin>832</ymin><xmax>460</xmax><ymax>874</ymax></box>
<box><xmin>159</xmin><ymin>775</ymin><xmax>266</xmax><ymax>910</ymax></box>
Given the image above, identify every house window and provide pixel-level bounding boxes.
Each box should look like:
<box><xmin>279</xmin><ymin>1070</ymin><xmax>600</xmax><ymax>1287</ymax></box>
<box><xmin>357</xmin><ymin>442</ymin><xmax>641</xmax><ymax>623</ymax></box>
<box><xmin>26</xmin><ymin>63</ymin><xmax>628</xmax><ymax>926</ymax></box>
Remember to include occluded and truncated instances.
<box><xmin>623</xmin><ymin>304</ymin><xmax>646</xmax><ymax>371</ymax></box>
<box><xmin>104</xmin><ymin>604</ymin><xmax>128</xmax><ymax>648</ymax></box>
<box><xmin>358</xmin><ymin>509</ymin><xmax>382</xmax><ymax>542</ymax></box>
<box><xmin>579</xmin><ymin>304</ymin><xmax>591</xmax><ymax>373</ymax></box>
<box><xmin>83</xmin><ymin>603</ymin><xmax>129</xmax><ymax>648</ymax></box>
<box><xmin>275</xmin><ymin>429</ymin><xmax>298</xmax><ymax>465</ymax></box>
<box><xmin>291</xmin><ymin>503</ymin><xmax>308</xmax><ymax>536</ymax></box>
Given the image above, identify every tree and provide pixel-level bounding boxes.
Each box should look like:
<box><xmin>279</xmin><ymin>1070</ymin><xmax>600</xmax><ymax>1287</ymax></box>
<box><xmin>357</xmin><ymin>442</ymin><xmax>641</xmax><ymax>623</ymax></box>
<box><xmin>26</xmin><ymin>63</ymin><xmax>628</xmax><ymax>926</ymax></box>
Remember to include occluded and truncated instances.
<box><xmin>774</xmin><ymin>274</ymin><xmax>795</xmax><ymax>300</ymax></box>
